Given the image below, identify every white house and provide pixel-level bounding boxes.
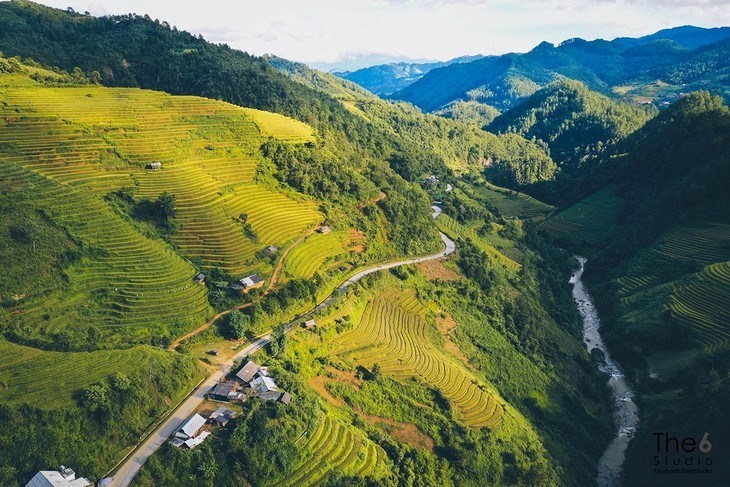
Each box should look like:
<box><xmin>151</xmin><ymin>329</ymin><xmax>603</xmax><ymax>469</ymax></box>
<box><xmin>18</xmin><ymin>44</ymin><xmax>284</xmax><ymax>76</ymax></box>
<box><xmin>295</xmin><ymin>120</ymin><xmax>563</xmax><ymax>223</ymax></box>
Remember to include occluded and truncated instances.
<box><xmin>25</xmin><ymin>466</ymin><xmax>91</xmax><ymax>487</ymax></box>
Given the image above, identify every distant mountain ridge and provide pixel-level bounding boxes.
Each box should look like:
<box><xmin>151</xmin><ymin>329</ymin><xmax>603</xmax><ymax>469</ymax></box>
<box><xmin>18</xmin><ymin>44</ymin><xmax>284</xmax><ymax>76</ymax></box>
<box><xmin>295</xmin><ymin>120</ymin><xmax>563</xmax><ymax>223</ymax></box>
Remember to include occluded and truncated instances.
<box><xmin>336</xmin><ymin>54</ymin><xmax>484</xmax><ymax>95</ymax></box>
<box><xmin>341</xmin><ymin>25</ymin><xmax>730</xmax><ymax>113</ymax></box>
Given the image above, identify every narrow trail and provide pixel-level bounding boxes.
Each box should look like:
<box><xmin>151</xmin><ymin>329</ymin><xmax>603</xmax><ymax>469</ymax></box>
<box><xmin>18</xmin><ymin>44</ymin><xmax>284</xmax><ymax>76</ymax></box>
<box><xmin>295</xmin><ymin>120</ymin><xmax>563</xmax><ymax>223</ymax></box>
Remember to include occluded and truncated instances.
<box><xmin>109</xmin><ymin>211</ymin><xmax>454</xmax><ymax>487</ymax></box>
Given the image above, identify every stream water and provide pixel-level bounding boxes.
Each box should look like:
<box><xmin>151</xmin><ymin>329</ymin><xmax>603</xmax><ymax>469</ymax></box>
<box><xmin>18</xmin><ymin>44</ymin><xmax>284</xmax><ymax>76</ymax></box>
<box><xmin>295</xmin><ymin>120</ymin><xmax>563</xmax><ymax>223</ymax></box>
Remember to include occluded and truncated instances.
<box><xmin>570</xmin><ymin>257</ymin><xmax>640</xmax><ymax>487</ymax></box>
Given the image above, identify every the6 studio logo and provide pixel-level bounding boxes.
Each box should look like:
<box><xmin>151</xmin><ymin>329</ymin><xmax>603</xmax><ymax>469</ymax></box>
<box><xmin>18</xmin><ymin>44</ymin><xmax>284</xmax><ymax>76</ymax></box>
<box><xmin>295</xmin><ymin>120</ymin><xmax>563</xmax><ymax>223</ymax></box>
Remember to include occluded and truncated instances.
<box><xmin>653</xmin><ymin>432</ymin><xmax>713</xmax><ymax>475</ymax></box>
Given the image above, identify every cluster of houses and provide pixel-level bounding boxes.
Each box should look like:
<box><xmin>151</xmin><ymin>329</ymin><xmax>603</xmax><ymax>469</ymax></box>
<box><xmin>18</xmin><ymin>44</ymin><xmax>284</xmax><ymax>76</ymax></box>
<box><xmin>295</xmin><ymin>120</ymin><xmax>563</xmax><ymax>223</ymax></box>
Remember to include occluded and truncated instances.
<box><xmin>204</xmin><ymin>359</ymin><xmax>292</xmax><ymax>405</ymax></box>
<box><xmin>169</xmin><ymin>360</ymin><xmax>292</xmax><ymax>451</ymax></box>
<box><xmin>169</xmin><ymin>405</ymin><xmax>236</xmax><ymax>450</ymax></box>
<box><xmin>25</xmin><ymin>466</ymin><xmax>92</xmax><ymax>487</ymax></box>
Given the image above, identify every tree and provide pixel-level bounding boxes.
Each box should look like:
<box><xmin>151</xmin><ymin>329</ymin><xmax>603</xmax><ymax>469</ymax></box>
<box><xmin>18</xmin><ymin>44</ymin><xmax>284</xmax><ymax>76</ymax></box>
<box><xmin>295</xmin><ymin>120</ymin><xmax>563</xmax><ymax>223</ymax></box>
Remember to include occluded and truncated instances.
<box><xmin>269</xmin><ymin>323</ymin><xmax>287</xmax><ymax>357</ymax></box>
<box><xmin>220</xmin><ymin>310</ymin><xmax>251</xmax><ymax>340</ymax></box>
<box><xmin>370</xmin><ymin>363</ymin><xmax>382</xmax><ymax>382</ymax></box>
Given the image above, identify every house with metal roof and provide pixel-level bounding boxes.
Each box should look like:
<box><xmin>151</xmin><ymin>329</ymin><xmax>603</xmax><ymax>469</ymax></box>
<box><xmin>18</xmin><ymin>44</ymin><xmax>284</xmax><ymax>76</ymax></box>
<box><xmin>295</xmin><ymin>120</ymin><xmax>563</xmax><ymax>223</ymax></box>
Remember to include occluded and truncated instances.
<box><xmin>236</xmin><ymin>360</ymin><xmax>261</xmax><ymax>383</ymax></box>
<box><xmin>238</xmin><ymin>274</ymin><xmax>265</xmax><ymax>293</ymax></box>
<box><xmin>209</xmin><ymin>407</ymin><xmax>237</xmax><ymax>427</ymax></box>
<box><xmin>205</xmin><ymin>381</ymin><xmax>240</xmax><ymax>402</ymax></box>
<box><xmin>251</xmin><ymin>375</ymin><xmax>281</xmax><ymax>401</ymax></box>
<box><xmin>25</xmin><ymin>466</ymin><xmax>91</xmax><ymax>487</ymax></box>
<box><xmin>279</xmin><ymin>392</ymin><xmax>293</xmax><ymax>405</ymax></box>
<box><xmin>174</xmin><ymin>413</ymin><xmax>206</xmax><ymax>440</ymax></box>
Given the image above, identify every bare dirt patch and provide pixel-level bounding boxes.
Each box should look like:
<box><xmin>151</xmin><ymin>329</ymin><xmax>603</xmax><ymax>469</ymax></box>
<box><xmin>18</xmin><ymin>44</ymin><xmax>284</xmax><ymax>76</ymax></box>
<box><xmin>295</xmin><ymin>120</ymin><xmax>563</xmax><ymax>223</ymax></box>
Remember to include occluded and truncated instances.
<box><xmin>308</xmin><ymin>376</ymin><xmax>344</xmax><ymax>407</ymax></box>
<box><xmin>416</xmin><ymin>260</ymin><xmax>460</xmax><ymax>281</ymax></box>
<box><xmin>308</xmin><ymin>366</ymin><xmax>363</xmax><ymax>407</ymax></box>
<box><xmin>358</xmin><ymin>411</ymin><xmax>435</xmax><ymax>452</ymax></box>
<box><xmin>437</xmin><ymin>314</ymin><xmax>469</xmax><ymax>364</ymax></box>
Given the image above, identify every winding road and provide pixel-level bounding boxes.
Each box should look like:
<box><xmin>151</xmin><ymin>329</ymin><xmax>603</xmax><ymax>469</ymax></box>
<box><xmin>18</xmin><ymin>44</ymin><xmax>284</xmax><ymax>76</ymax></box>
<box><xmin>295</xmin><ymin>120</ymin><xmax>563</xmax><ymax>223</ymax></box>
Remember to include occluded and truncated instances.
<box><xmin>108</xmin><ymin>212</ymin><xmax>455</xmax><ymax>487</ymax></box>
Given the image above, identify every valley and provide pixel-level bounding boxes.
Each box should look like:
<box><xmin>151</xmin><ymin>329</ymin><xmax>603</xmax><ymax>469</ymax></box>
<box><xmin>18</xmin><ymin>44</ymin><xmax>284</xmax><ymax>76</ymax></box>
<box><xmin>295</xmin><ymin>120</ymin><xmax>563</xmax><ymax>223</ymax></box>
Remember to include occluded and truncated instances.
<box><xmin>0</xmin><ymin>2</ymin><xmax>727</xmax><ymax>487</ymax></box>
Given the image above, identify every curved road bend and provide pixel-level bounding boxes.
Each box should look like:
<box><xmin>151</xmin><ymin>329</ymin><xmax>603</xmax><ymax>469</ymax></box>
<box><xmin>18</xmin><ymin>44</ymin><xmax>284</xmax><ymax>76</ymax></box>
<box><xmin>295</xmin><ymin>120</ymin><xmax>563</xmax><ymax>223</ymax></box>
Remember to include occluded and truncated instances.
<box><xmin>110</xmin><ymin>217</ymin><xmax>455</xmax><ymax>487</ymax></box>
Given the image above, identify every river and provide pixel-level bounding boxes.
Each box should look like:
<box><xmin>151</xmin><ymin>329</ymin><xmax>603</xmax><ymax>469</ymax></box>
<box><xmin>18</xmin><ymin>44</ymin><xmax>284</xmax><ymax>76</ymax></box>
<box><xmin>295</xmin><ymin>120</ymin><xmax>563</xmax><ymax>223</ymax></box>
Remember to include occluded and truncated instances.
<box><xmin>570</xmin><ymin>257</ymin><xmax>640</xmax><ymax>487</ymax></box>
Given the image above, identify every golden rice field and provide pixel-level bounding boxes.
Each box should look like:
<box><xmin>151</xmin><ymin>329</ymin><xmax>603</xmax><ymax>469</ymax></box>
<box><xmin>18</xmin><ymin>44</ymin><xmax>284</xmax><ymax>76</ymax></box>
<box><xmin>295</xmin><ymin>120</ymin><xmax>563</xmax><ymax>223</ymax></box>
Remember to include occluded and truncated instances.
<box><xmin>284</xmin><ymin>229</ymin><xmax>364</xmax><ymax>279</ymax></box>
<box><xmin>273</xmin><ymin>415</ymin><xmax>385</xmax><ymax>487</ymax></box>
<box><xmin>334</xmin><ymin>288</ymin><xmax>503</xmax><ymax>428</ymax></box>
<box><xmin>0</xmin><ymin>78</ymin><xmax>321</xmax><ymax>345</ymax></box>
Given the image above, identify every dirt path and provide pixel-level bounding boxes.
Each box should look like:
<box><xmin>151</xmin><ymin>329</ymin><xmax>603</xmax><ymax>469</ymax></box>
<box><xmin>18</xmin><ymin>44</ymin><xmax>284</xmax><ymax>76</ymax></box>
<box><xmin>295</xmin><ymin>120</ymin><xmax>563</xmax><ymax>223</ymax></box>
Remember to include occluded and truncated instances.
<box><xmin>168</xmin><ymin>227</ymin><xmax>316</xmax><ymax>351</ymax></box>
<box><xmin>356</xmin><ymin>191</ymin><xmax>386</xmax><ymax>209</ymax></box>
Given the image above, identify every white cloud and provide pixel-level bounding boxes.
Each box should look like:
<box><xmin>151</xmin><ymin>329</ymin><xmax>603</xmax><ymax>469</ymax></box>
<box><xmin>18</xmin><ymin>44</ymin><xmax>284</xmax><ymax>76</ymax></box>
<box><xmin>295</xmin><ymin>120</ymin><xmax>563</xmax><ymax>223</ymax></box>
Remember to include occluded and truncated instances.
<box><xmin>34</xmin><ymin>1</ymin><xmax>730</xmax><ymax>64</ymax></box>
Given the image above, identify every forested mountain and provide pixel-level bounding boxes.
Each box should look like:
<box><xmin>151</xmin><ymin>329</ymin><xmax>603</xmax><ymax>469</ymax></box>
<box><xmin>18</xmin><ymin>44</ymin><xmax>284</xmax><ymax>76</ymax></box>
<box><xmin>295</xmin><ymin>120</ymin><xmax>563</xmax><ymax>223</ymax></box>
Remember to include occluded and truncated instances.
<box><xmin>490</xmin><ymin>80</ymin><xmax>655</xmax><ymax>168</ymax></box>
<box><xmin>336</xmin><ymin>54</ymin><xmax>484</xmax><ymax>96</ymax></box>
<box><xmin>389</xmin><ymin>26</ymin><xmax>730</xmax><ymax>113</ymax></box>
<box><xmin>539</xmin><ymin>92</ymin><xmax>730</xmax><ymax>486</ymax></box>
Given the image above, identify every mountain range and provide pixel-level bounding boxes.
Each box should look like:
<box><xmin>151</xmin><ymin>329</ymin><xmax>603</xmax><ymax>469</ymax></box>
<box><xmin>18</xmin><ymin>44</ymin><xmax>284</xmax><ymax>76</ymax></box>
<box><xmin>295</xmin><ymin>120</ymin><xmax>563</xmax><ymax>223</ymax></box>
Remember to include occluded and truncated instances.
<box><xmin>338</xmin><ymin>25</ymin><xmax>730</xmax><ymax>118</ymax></box>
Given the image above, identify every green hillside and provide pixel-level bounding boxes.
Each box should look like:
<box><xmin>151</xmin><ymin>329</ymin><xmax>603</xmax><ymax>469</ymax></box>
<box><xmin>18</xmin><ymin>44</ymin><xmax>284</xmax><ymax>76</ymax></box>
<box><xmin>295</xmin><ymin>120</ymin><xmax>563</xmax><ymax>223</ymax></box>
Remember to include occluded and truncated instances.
<box><xmin>539</xmin><ymin>92</ymin><xmax>730</xmax><ymax>487</ymax></box>
<box><xmin>490</xmin><ymin>80</ymin><xmax>654</xmax><ymax>168</ymax></box>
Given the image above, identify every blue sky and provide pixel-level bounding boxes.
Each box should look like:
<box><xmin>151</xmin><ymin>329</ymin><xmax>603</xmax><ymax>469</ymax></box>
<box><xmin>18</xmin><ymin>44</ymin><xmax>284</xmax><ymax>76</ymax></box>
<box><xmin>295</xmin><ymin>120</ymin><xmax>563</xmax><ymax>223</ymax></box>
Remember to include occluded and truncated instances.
<box><xmin>37</xmin><ymin>0</ymin><xmax>730</xmax><ymax>69</ymax></box>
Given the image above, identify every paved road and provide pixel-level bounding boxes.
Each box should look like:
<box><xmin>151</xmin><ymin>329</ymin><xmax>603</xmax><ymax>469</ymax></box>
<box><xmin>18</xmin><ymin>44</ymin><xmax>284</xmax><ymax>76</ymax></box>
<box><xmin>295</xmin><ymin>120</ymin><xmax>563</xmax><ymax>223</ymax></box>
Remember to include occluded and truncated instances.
<box><xmin>109</xmin><ymin>217</ymin><xmax>455</xmax><ymax>487</ymax></box>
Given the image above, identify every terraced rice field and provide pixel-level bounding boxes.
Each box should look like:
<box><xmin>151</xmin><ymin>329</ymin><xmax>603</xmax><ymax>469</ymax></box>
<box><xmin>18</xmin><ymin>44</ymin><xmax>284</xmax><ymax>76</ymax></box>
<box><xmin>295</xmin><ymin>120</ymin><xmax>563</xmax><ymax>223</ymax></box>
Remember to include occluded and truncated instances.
<box><xmin>334</xmin><ymin>288</ymin><xmax>503</xmax><ymax>428</ymax></box>
<box><xmin>0</xmin><ymin>339</ymin><xmax>187</xmax><ymax>408</ymax></box>
<box><xmin>470</xmin><ymin>181</ymin><xmax>554</xmax><ymax>220</ymax></box>
<box><xmin>616</xmin><ymin>223</ymin><xmax>730</xmax><ymax>352</ymax></box>
<box><xmin>538</xmin><ymin>186</ymin><xmax>622</xmax><ymax>244</ymax></box>
<box><xmin>0</xmin><ymin>80</ymin><xmax>321</xmax><ymax>344</ymax></box>
<box><xmin>284</xmin><ymin>230</ymin><xmax>364</xmax><ymax>279</ymax></box>
<box><xmin>436</xmin><ymin>215</ymin><xmax>520</xmax><ymax>271</ymax></box>
<box><xmin>274</xmin><ymin>415</ymin><xmax>385</xmax><ymax>487</ymax></box>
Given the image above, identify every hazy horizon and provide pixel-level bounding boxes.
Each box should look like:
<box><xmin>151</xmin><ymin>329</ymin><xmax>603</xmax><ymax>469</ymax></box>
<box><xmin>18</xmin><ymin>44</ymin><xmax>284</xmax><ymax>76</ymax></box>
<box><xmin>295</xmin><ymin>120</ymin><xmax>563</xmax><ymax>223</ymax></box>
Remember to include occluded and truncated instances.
<box><xmin>33</xmin><ymin>0</ymin><xmax>730</xmax><ymax>71</ymax></box>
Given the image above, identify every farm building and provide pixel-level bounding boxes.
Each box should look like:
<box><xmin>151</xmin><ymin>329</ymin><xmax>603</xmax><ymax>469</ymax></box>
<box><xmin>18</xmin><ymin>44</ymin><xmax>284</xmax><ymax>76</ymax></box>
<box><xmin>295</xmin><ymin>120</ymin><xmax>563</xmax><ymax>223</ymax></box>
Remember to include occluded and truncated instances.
<box><xmin>317</xmin><ymin>225</ymin><xmax>331</xmax><ymax>234</ymax></box>
<box><xmin>279</xmin><ymin>392</ymin><xmax>293</xmax><ymax>405</ymax></box>
<box><xmin>205</xmin><ymin>381</ymin><xmax>240</xmax><ymax>402</ymax></box>
<box><xmin>170</xmin><ymin>431</ymin><xmax>210</xmax><ymax>450</ymax></box>
<box><xmin>25</xmin><ymin>466</ymin><xmax>92</xmax><ymax>487</ymax></box>
<box><xmin>194</xmin><ymin>273</ymin><xmax>205</xmax><ymax>285</ymax></box>
<box><xmin>263</xmin><ymin>245</ymin><xmax>278</xmax><ymax>256</ymax></box>
<box><xmin>175</xmin><ymin>413</ymin><xmax>206</xmax><ymax>440</ymax></box>
<box><xmin>209</xmin><ymin>407</ymin><xmax>236</xmax><ymax>427</ymax></box>
<box><xmin>236</xmin><ymin>360</ymin><xmax>261</xmax><ymax>383</ymax></box>
<box><xmin>251</xmin><ymin>375</ymin><xmax>281</xmax><ymax>401</ymax></box>
<box><xmin>238</xmin><ymin>274</ymin><xmax>264</xmax><ymax>292</ymax></box>
<box><xmin>148</xmin><ymin>162</ymin><xmax>162</xmax><ymax>170</ymax></box>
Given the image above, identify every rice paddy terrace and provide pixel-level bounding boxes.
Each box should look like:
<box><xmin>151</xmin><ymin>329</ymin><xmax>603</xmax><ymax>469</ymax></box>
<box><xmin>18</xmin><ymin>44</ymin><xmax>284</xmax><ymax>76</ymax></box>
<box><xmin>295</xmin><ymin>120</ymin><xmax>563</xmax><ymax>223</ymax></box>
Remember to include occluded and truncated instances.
<box><xmin>0</xmin><ymin>75</ymin><xmax>321</xmax><ymax>347</ymax></box>
<box><xmin>273</xmin><ymin>414</ymin><xmax>386</xmax><ymax>487</ymax></box>
<box><xmin>538</xmin><ymin>186</ymin><xmax>622</xmax><ymax>244</ymax></box>
<box><xmin>466</xmin><ymin>181</ymin><xmax>554</xmax><ymax>221</ymax></box>
<box><xmin>616</xmin><ymin>222</ymin><xmax>730</xmax><ymax>352</ymax></box>
<box><xmin>333</xmin><ymin>287</ymin><xmax>504</xmax><ymax>428</ymax></box>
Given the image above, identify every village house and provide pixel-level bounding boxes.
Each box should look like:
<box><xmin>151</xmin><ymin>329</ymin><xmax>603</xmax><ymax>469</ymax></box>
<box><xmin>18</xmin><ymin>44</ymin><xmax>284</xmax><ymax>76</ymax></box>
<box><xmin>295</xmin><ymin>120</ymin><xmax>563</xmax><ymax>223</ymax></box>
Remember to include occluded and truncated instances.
<box><xmin>302</xmin><ymin>319</ymin><xmax>316</xmax><ymax>330</ymax></box>
<box><xmin>279</xmin><ymin>392</ymin><xmax>293</xmax><ymax>405</ymax></box>
<box><xmin>317</xmin><ymin>225</ymin><xmax>331</xmax><ymax>235</ymax></box>
<box><xmin>170</xmin><ymin>413</ymin><xmax>210</xmax><ymax>450</ymax></box>
<box><xmin>149</xmin><ymin>162</ymin><xmax>162</xmax><ymax>170</ymax></box>
<box><xmin>263</xmin><ymin>245</ymin><xmax>278</xmax><ymax>257</ymax></box>
<box><xmin>205</xmin><ymin>381</ymin><xmax>243</xmax><ymax>402</ymax></box>
<box><xmin>426</xmin><ymin>174</ymin><xmax>439</xmax><ymax>184</ymax></box>
<box><xmin>236</xmin><ymin>360</ymin><xmax>261</xmax><ymax>383</ymax></box>
<box><xmin>251</xmin><ymin>375</ymin><xmax>281</xmax><ymax>401</ymax></box>
<box><xmin>174</xmin><ymin>413</ymin><xmax>206</xmax><ymax>440</ymax></box>
<box><xmin>209</xmin><ymin>407</ymin><xmax>236</xmax><ymax>427</ymax></box>
<box><xmin>25</xmin><ymin>466</ymin><xmax>92</xmax><ymax>487</ymax></box>
<box><xmin>237</xmin><ymin>274</ymin><xmax>264</xmax><ymax>293</ymax></box>
<box><xmin>194</xmin><ymin>273</ymin><xmax>205</xmax><ymax>285</ymax></box>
